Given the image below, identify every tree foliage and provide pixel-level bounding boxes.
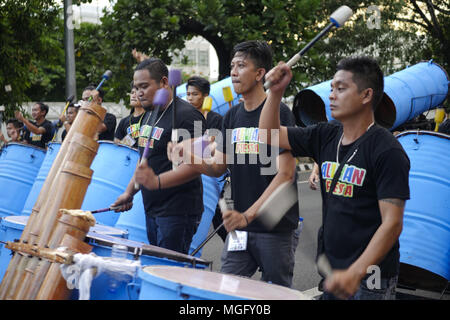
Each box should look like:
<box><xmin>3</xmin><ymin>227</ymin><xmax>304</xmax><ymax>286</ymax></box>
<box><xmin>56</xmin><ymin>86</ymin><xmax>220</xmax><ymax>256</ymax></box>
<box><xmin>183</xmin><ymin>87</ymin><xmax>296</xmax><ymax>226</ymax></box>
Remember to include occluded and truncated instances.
<box><xmin>1</xmin><ymin>0</ymin><xmax>446</xmax><ymax>114</ymax></box>
<box><xmin>0</xmin><ymin>0</ymin><xmax>60</xmax><ymax>117</ymax></box>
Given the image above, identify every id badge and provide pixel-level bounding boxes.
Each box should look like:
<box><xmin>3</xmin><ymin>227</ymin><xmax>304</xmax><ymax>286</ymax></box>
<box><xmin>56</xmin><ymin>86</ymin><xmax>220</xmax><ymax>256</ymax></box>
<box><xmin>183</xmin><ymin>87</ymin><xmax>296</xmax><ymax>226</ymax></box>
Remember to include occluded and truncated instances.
<box><xmin>121</xmin><ymin>134</ymin><xmax>136</xmax><ymax>147</ymax></box>
<box><xmin>227</xmin><ymin>231</ymin><xmax>247</xmax><ymax>251</ymax></box>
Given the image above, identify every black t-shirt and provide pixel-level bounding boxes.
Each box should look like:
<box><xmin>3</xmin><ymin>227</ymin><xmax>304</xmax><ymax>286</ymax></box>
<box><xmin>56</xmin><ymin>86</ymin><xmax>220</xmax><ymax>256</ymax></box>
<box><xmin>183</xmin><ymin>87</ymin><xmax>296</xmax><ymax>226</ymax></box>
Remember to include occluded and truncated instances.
<box><xmin>218</xmin><ymin>100</ymin><xmax>299</xmax><ymax>233</ymax></box>
<box><xmin>61</xmin><ymin>128</ymin><xmax>68</xmax><ymax>141</ymax></box>
<box><xmin>23</xmin><ymin>119</ymin><xmax>54</xmax><ymax>149</ymax></box>
<box><xmin>115</xmin><ymin>112</ymin><xmax>145</xmax><ymax>148</ymax></box>
<box><xmin>287</xmin><ymin>122</ymin><xmax>410</xmax><ymax>277</ymax></box>
<box><xmin>137</xmin><ymin>97</ymin><xmax>206</xmax><ymax>217</ymax></box>
<box><xmin>98</xmin><ymin>112</ymin><xmax>117</xmax><ymax>141</ymax></box>
<box><xmin>205</xmin><ymin>110</ymin><xmax>223</xmax><ymax>131</ymax></box>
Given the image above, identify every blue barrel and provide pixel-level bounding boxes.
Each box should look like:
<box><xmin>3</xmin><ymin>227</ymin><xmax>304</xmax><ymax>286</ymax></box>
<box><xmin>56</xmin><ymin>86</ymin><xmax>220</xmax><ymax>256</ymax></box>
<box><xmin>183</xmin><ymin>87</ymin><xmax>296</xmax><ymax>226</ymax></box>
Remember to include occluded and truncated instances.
<box><xmin>21</xmin><ymin>142</ymin><xmax>61</xmax><ymax>216</ymax></box>
<box><xmin>189</xmin><ymin>175</ymin><xmax>225</xmax><ymax>257</ymax></box>
<box><xmin>0</xmin><ymin>215</ymin><xmax>127</xmax><ymax>283</ymax></box>
<box><xmin>137</xmin><ymin>265</ymin><xmax>307</xmax><ymax>300</ymax></box>
<box><xmin>0</xmin><ymin>143</ymin><xmax>46</xmax><ymax>218</ymax></box>
<box><xmin>81</xmin><ymin>141</ymin><xmax>139</xmax><ymax>226</ymax></box>
<box><xmin>293</xmin><ymin>60</ymin><xmax>449</xmax><ymax>130</ymax></box>
<box><xmin>397</xmin><ymin>131</ymin><xmax>450</xmax><ymax>281</ymax></box>
<box><xmin>177</xmin><ymin>77</ymin><xmax>242</xmax><ymax>116</ymax></box>
<box><xmin>114</xmin><ymin>191</ymin><xmax>148</xmax><ymax>244</ymax></box>
<box><xmin>72</xmin><ymin>234</ymin><xmax>210</xmax><ymax>300</ymax></box>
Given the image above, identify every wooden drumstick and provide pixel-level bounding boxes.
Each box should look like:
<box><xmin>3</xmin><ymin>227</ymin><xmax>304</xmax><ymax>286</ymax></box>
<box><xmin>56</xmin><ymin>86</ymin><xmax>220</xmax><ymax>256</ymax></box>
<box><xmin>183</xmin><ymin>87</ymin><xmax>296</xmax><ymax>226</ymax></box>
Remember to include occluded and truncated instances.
<box><xmin>264</xmin><ymin>5</ymin><xmax>353</xmax><ymax>89</ymax></box>
<box><xmin>169</xmin><ymin>69</ymin><xmax>182</xmax><ymax>170</ymax></box>
<box><xmin>256</xmin><ymin>180</ymin><xmax>298</xmax><ymax>230</ymax></box>
<box><xmin>90</xmin><ymin>206</ymin><xmax>120</xmax><ymax>214</ymax></box>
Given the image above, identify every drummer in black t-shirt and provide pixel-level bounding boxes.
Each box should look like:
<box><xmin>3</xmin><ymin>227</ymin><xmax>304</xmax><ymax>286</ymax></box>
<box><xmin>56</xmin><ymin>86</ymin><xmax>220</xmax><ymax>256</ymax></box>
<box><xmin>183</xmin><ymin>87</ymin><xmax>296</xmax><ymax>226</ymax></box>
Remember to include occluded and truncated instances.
<box><xmin>140</xmin><ymin>41</ymin><xmax>300</xmax><ymax>288</ymax></box>
<box><xmin>111</xmin><ymin>58</ymin><xmax>206</xmax><ymax>255</ymax></box>
<box><xmin>15</xmin><ymin>102</ymin><xmax>54</xmax><ymax>149</ymax></box>
<box><xmin>114</xmin><ymin>82</ymin><xmax>145</xmax><ymax>148</ymax></box>
<box><xmin>185</xmin><ymin>76</ymin><xmax>227</xmax><ymax>242</ymax></box>
<box><xmin>186</xmin><ymin>76</ymin><xmax>223</xmax><ymax>132</ymax></box>
<box><xmin>260</xmin><ymin>56</ymin><xmax>410</xmax><ymax>300</ymax></box>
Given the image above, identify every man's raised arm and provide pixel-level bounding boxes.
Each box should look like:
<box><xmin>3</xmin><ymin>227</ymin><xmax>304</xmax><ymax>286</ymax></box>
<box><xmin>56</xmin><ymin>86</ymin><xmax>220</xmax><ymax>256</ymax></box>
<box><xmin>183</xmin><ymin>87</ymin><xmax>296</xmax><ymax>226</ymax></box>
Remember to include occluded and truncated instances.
<box><xmin>259</xmin><ymin>62</ymin><xmax>293</xmax><ymax>150</ymax></box>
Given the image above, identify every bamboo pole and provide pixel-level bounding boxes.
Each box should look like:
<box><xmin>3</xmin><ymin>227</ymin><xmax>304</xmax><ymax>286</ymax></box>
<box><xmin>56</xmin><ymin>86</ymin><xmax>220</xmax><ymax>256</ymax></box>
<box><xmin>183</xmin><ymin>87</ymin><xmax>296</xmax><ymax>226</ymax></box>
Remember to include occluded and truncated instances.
<box><xmin>0</xmin><ymin>102</ymin><xmax>105</xmax><ymax>299</ymax></box>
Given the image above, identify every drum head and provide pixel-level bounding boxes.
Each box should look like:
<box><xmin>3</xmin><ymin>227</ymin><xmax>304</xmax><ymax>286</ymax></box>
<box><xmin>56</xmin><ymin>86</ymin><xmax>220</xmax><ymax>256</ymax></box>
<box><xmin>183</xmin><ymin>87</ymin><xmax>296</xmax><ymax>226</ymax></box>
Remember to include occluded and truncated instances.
<box><xmin>141</xmin><ymin>266</ymin><xmax>309</xmax><ymax>300</ymax></box>
<box><xmin>2</xmin><ymin>215</ymin><xmax>29</xmax><ymax>226</ymax></box>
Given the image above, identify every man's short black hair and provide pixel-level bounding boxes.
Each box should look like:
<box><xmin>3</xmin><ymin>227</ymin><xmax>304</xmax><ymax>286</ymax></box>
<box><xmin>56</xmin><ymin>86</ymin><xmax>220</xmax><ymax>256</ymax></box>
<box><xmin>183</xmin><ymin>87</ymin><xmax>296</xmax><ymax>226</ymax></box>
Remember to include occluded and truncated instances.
<box><xmin>83</xmin><ymin>85</ymin><xmax>105</xmax><ymax>99</ymax></box>
<box><xmin>134</xmin><ymin>57</ymin><xmax>168</xmax><ymax>83</ymax></box>
<box><xmin>35</xmin><ymin>102</ymin><xmax>49</xmax><ymax>116</ymax></box>
<box><xmin>186</xmin><ymin>76</ymin><xmax>210</xmax><ymax>95</ymax></box>
<box><xmin>231</xmin><ymin>40</ymin><xmax>273</xmax><ymax>75</ymax></box>
<box><xmin>67</xmin><ymin>103</ymin><xmax>80</xmax><ymax>112</ymax></box>
<box><xmin>336</xmin><ymin>56</ymin><xmax>384</xmax><ymax>111</ymax></box>
<box><xmin>6</xmin><ymin>118</ymin><xmax>22</xmax><ymax>129</ymax></box>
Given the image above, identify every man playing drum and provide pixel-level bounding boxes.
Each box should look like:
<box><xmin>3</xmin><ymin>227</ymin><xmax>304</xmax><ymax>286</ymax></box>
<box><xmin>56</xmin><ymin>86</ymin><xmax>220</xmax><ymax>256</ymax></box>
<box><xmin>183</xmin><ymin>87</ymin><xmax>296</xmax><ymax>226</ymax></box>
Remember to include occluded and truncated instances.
<box><xmin>259</xmin><ymin>56</ymin><xmax>410</xmax><ymax>299</ymax></box>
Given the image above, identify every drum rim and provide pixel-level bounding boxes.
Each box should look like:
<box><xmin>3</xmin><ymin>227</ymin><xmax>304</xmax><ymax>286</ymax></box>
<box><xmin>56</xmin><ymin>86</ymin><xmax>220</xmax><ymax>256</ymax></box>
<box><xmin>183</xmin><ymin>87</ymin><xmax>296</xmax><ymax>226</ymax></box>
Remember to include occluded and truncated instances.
<box><xmin>139</xmin><ymin>265</ymin><xmax>308</xmax><ymax>300</ymax></box>
<box><xmin>97</xmin><ymin>140</ymin><xmax>138</xmax><ymax>151</ymax></box>
<box><xmin>396</xmin><ymin>129</ymin><xmax>450</xmax><ymax>140</ymax></box>
<box><xmin>0</xmin><ymin>141</ymin><xmax>47</xmax><ymax>152</ymax></box>
<box><xmin>86</xmin><ymin>233</ymin><xmax>211</xmax><ymax>266</ymax></box>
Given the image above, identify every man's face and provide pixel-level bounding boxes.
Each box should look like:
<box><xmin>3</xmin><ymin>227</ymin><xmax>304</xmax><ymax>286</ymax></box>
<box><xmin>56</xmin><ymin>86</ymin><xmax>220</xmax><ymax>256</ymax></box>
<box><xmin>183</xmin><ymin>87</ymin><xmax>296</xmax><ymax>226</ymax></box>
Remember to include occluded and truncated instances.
<box><xmin>66</xmin><ymin>107</ymin><xmax>78</xmax><ymax>124</ymax></box>
<box><xmin>82</xmin><ymin>89</ymin><xmax>101</xmax><ymax>104</ymax></box>
<box><xmin>186</xmin><ymin>85</ymin><xmax>206</xmax><ymax>110</ymax></box>
<box><xmin>230</xmin><ymin>53</ymin><xmax>264</xmax><ymax>95</ymax></box>
<box><xmin>329</xmin><ymin>70</ymin><xmax>369</xmax><ymax>120</ymax></box>
<box><xmin>6</xmin><ymin>123</ymin><xmax>18</xmax><ymax>140</ymax></box>
<box><xmin>31</xmin><ymin>104</ymin><xmax>45</xmax><ymax>120</ymax></box>
<box><xmin>129</xmin><ymin>87</ymin><xmax>141</xmax><ymax>108</ymax></box>
<box><xmin>133</xmin><ymin>69</ymin><xmax>164</xmax><ymax>109</ymax></box>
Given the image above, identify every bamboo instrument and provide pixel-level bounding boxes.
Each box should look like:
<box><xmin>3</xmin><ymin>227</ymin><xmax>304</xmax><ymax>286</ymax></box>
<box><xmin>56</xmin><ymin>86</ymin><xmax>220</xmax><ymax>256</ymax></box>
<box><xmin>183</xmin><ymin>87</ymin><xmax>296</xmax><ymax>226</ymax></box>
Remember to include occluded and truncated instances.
<box><xmin>0</xmin><ymin>101</ymin><xmax>105</xmax><ymax>300</ymax></box>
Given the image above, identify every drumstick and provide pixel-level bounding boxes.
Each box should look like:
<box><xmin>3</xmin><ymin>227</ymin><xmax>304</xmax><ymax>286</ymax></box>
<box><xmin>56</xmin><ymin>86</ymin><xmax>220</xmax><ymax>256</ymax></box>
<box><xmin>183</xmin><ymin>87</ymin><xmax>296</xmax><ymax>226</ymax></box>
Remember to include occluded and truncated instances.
<box><xmin>134</xmin><ymin>88</ymin><xmax>169</xmax><ymax>190</ymax></box>
<box><xmin>317</xmin><ymin>254</ymin><xmax>333</xmax><ymax>278</ymax></box>
<box><xmin>264</xmin><ymin>5</ymin><xmax>353</xmax><ymax>89</ymax></box>
<box><xmin>256</xmin><ymin>180</ymin><xmax>298</xmax><ymax>230</ymax></box>
<box><xmin>190</xmin><ymin>200</ymin><xmax>240</xmax><ymax>257</ymax></box>
<box><xmin>222</xmin><ymin>86</ymin><xmax>234</xmax><ymax>108</ymax></box>
<box><xmin>169</xmin><ymin>69</ymin><xmax>182</xmax><ymax>170</ymax></box>
<box><xmin>51</xmin><ymin>95</ymin><xmax>74</xmax><ymax>142</ymax></box>
<box><xmin>90</xmin><ymin>206</ymin><xmax>120</xmax><ymax>214</ymax></box>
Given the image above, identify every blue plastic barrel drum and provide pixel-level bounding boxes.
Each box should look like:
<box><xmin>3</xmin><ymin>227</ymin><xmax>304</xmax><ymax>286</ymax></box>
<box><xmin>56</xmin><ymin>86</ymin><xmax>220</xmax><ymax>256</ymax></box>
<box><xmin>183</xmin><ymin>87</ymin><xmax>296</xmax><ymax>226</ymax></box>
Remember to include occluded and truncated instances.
<box><xmin>0</xmin><ymin>138</ymin><xmax>225</xmax><ymax>299</ymax></box>
<box><xmin>396</xmin><ymin>131</ymin><xmax>450</xmax><ymax>289</ymax></box>
<box><xmin>292</xmin><ymin>60</ymin><xmax>449</xmax><ymax>130</ymax></box>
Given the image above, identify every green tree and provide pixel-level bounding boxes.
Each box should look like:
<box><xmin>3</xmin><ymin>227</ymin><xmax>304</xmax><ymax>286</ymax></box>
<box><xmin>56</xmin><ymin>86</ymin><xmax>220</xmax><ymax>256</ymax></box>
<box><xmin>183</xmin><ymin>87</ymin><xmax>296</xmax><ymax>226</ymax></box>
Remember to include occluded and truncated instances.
<box><xmin>306</xmin><ymin>0</ymin><xmax>432</xmax><ymax>86</ymax></box>
<box><xmin>99</xmin><ymin>0</ymin><xmax>324</xmax><ymax>100</ymax></box>
<box><xmin>0</xmin><ymin>0</ymin><xmax>60</xmax><ymax>118</ymax></box>
<box><xmin>396</xmin><ymin>0</ymin><xmax>449</xmax><ymax>69</ymax></box>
